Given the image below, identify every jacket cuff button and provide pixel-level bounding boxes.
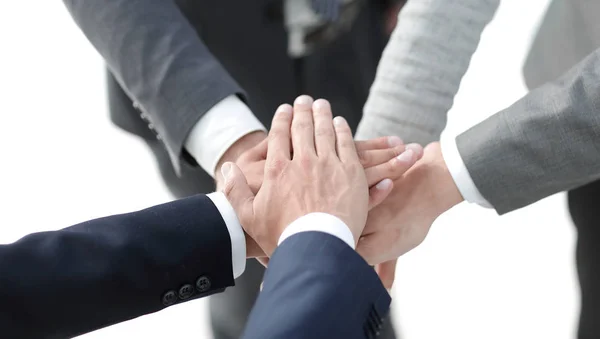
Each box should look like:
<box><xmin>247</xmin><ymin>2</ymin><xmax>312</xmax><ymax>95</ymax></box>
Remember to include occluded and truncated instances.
<box><xmin>196</xmin><ymin>276</ymin><xmax>211</xmax><ymax>293</ymax></box>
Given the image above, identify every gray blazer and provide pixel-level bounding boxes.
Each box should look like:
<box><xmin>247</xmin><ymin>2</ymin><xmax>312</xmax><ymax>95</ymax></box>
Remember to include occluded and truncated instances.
<box><xmin>462</xmin><ymin>0</ymin><xmax>600</xmax><ymax>213</ymax></box>
<box><xmin>457</xmin><ymin>47</ymin><xmax>600</xmax><ymax>214</ymax></box>
<box><xmin>63</xmin><ymin>0</ymin><xmax>391</xmax><ymax>197</ymax></box>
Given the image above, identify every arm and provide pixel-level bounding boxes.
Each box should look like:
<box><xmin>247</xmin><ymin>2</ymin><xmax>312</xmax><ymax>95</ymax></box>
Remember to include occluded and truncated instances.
<box><xmin>356</xmin><ymin>0</ymin><xmax>499</xmax><ymax>145</ymax></box>
<box><xmin>456</xmin><ymin>47</ymin><xmax>600</xmax><ymax>214</ymax></box>
<box><xmin>220</xmin><ymin>97</ymin><xmax>400</xmax><ymax>339</ymax></box>
<box><xmin>242</xmin><ymin>229</ymin><xmax>390</xmax><ymax>339</ymax></box>
<box><xmin>62</xmin><ymin>0</ymin><xmax>265</xmax><ymax>175</ymax></box>
<box><xmin>0</xmin><ymin>194</ymin><xmax>242</xmax><ymax>338</ymax></box>
<box><xmin>356</xmin><ymin>46</ymin><xmax>600</xmax><ymax>266</ymax></box>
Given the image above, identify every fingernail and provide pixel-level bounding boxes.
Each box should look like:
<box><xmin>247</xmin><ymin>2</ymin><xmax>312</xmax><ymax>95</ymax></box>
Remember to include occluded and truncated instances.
<box><xmin>221</xmin><ymin>162</ymin><xmax>232</xmax><ymax>180</ymax></box>
<box><xmin>313</xmin><ymin>99</ymin><xmax>330</xmax><ymax>111</ymax></box>
<box><xmin>405</xmin><ymin>143</ymin><xmax>423</xmax><ymax>154</ymax></box>
<box><xmin>333</xmin><ymin>116</ymin><xmax>345</xmax><ymax>126</ymax></box>
<box><xmin>277</xmin><ymin>104</ymin><xmax>292</xmax><ymax>115</ymax></box>
<box><xmin>376</xmin><ymin>178</ymin><xmax>392</xmax><ymax>190</ymax></box>
<box><xmin>294</xmin><ymin>95</ymin><xmax>313</xmax><ymax>106</ymax></box>
<box><xmin>387</xmin><ymin>136</ymin><xmax>403</xmax><ymax>147</ymax></box>
<box><xmin>396</xmin><ymin>149</ymin><xmax>414</xmax><ymax>162</ymax></box>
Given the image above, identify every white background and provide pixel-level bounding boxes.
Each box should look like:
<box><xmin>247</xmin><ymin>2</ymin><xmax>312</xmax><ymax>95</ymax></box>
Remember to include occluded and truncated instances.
<box><xmin>0</xmin><ymin>1</ymin><xmax>578</xmax><ymax>338</ymax></box>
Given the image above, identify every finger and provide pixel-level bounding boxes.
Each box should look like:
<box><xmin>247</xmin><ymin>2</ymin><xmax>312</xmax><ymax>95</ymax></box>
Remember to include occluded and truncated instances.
<box><xmin>333</xmin><ymin>116</ymin><xmax>359</xmax><ymax>163</ymax></box>
<box><xmin>248</xmin><ymin>160</ymin><xmax>266</xmax><ymax>194</ymax></box>
<box><xmin>267</xmin><ymin>104</ymin><xmax>293</xmax><ymax>165</ymax></box>
<box><xmin>368</xmin><ymin>179</ymin><xmax>393</xmax><ymax>210</ymax></box>
<box><xmin>376</xmin><ymin>259</ymin><xmax>398</xmax><ymax>291</ymax></box>
<box><xmin>291</xmin><ymin>95</ymin><xmax>316</xmax><ymax>157</ymax></box>
<box><xmin>312</xmin><ymin>99</ymin><xmax>336</xmax><ymax>157</ymax></box>
<box><xmin>359</xmin><ymin>144</ymin><xmax>405</xmax><ymax>168</ymax></box>
<box><xmin>407</xmin><ymin>143</ymin><xmax>425</xmax><ymax>160</ymax></box>
<box><xmin>249</xmin><ymin>137</ymin><xmax>269</xmax><ymax>160</ymax></box>
<box><xmin>256</xmin><ymin>257</ymin><xmax>270</xmax><ymax>268</ymax></box>
<box><xmin>365</xmin><ymin>148</ymin><xmax>419</xmax><ymax>187</ymax></box>
<box><xmin>355</xmin><ymin>136</ymin><xmax>403</xmax><ymax>152</ymax></box>
<box><xmin>221</xmin><ymin>162</ymin><xmax>255</xmax><ymax>225</ymax></box>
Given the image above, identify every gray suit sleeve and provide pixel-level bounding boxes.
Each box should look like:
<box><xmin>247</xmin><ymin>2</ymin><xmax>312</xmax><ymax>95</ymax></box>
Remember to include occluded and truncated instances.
<box><xmin>356</xmin><ymin>0</ymin><xmax>499</xmax><ymax>145</ymax></box>
<box><xmin>63</xmin><ymin>0</ymin><xmax>245</xmax><ymax>173</ymax></box>
<box><xmin>457</xmin><ymin>48</ymin><xmax>600</xmax><ymax>214</ymax></box>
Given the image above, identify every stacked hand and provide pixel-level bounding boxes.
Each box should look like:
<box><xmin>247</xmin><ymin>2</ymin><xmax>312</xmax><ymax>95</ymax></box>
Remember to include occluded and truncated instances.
<box><xmin>219</xmin><ymin>95</ymin><xmax>465</xmax><ymax>290</ymax></box>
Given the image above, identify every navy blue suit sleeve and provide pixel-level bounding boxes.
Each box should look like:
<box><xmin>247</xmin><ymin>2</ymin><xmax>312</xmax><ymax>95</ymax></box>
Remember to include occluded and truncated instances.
<box><xmin>242</xmin><ymin>232</ymin><xmax>391</xmax><ymax>339</ymax></box>
<box><xmin>0</xmin><ymin>194</ymin><xmax>234</xmax><ymax>339</ymax></box>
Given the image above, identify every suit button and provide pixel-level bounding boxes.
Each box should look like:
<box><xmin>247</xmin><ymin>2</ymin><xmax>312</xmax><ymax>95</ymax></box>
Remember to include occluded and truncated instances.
<box><xmin>196</xmin><ymin>276</ymin><xmax>211</xmax><ymax>292</ymax></box>
<box><xmin>162</xmin><ymin>290</ymin><xmax>177</xmax><ymax>306</ymax></box>
<box><xmin>178</xmin><ymin>284</ymin><xmax>194</xmax><ymax>300</ymax></box>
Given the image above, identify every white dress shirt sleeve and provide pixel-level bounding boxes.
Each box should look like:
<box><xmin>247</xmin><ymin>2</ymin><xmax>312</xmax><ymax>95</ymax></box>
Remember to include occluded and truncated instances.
<box><xmin>206</xmin><ymin>192</ymin><xmax>246</xmax><ymax>279</ymax></box>
<box><xmin>185</xmin><ymin>95</ymin><xmax>267</xmax><ymax>177</ymax></box>
<box><xmin>277</xmin><ymin>213</ymin><xmax>356</xmax><ymax>249</ymax></box>
<box><xmin>440</xmin><ymin>132</ymin><xmax>493</xmax><ymax>208</ymax></box>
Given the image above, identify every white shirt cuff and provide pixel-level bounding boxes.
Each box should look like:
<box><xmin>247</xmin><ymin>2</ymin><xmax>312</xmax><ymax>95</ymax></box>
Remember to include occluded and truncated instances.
<box><xmin>440</xmin><ymin>133</ymin><xmax>493</xmax><ymax>208</ymax></box>
<box><xmin>206</xmin><ymin>192</ymin><xmax>246</xmax><ymax>279</ymax></box>
<box><xmin>184</xmin><ymin>95</ymin><xmax>267</xmax><ymax>177</ymax></box>
<box><xmin>278</xmin><ymin>213</ymin><xmax>356</xmax><ymax>249</ymax></box>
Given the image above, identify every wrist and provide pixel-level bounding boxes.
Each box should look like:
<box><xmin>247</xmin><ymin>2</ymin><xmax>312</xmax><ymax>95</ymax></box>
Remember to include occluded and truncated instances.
<box><xmin>423</xmin><ymin>142</ymin><xmax>464</xmax><ymax>212</ymax></box>
<box><xmin>245</xmin><ymin>231</ymin><xmax>265</xmax><ymax>258</ymax></box>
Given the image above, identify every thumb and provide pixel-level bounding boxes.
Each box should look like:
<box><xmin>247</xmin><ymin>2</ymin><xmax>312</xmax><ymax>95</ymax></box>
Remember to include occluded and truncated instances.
<box><xmin>221</xmin><ymin>162</ymin><xmax>255</xmax><ymax>223</ymax></box>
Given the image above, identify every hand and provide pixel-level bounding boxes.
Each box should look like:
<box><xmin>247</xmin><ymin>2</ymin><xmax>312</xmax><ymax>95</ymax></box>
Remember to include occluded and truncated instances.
<box><xmin>216</xmin><ymin>138</ymin><xmax>267</xmax><ymax>194</ymax></box>
<box><xmin>215</xmin><ymin>131</ymin><xmax>267</xmax><ymax>191</ymax></box>
<box><xmin>357</xmin><ymin>142</ymin><xmax>464</xmax><ymax>266</ymax></box>
<box><xmin>217</xmin><ymin>127</ymin><xmax>423</xmax><ymax>199</ymax></box>
<box><xmin>223</xmin><ymin>96</ymin><xmax>371</xmax><ymax>255</ymax></box>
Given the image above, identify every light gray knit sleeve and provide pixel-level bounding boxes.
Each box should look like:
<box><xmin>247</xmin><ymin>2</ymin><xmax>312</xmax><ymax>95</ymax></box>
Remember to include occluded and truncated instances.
<box><xmin>356</xmin><ymin>0</ymin><xmax>500</xmax><ymax>145</ymax></box>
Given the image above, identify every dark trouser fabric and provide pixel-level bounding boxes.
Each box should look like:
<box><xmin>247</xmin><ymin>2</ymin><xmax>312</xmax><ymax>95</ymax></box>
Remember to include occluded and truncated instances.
<box><xmin>568</xmin><ymin>180</ymin><xmax>600</xmax><ymax>339</ymax></box>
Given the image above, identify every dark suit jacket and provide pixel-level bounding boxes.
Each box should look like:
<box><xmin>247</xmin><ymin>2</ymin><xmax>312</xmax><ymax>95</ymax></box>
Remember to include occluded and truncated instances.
<box><xmin>0</xmin><ymin>195</ymin><xmax>234</xmax><ymax>339</ymax></box>
<box><xmin>242</xmin><ymin>232</ymin><xmax>391</xmax><ymax>339</ymax></box>
<box><xmin>63</xmin><ymin>0</ymin><xmax>392</xmax><ymax>198</ymax></box>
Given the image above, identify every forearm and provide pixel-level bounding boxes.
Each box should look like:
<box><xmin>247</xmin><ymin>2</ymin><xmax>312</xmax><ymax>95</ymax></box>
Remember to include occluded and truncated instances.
<box><xmin>63</xmin><ymin>0</ymin><xmax>244</xmax><ymax>173</ymax></box>
<box><xmin>457</xmin><ymin>47</ymin><xmax>600</xmax><ymax>214</ymax></box>
<box><xmin>357</xmin><ymin>0</ymin><xmax>499</xmax><ymax>144</ymax></box>
<box><xmin>0</xmin><ymin>195</ymin><xmax>234</xmax><ymax>338</ymax></box>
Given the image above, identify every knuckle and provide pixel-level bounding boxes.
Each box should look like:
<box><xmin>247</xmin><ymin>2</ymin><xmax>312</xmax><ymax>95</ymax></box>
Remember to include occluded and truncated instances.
<box><xmin>222</xmin><ymin>177</ymin><xmax>236</xmax><ymax>197</ymax></box>
<box><xmin>390</xmin><ymin>146</ymin><xmax>404</xmax><ymax>158</ymax></box>
<box><xmin>384</xmin><ymin>160</ymin><xmax>396</xmax><ymax>175</ymax></box>
<box><xmin>265</xmin><ymin>158</ymin><xmax>286</xmax><ymax>178</ymax></box>
<box><xmin>298</xmin><ymin>153</ymin><xmax>315</xmax><ymax>170</ymax></box>
<box><xmin>268</xmin><ymin>128</ymin><xmax>284</xmax><ymax>139</ymax></box>
<box><xmin>293</xmin><ymin>121</ymin><xmax>313</xmax><ymax>132</ymax></box>
<box><xmin>338</xmin><ymin>137</ymin><xmax>355</xmax><ymax>149</ymax></box>
<box><xmin>314</xmin><ymin>127</ymin><xmax>334</xmax><ymax>138</ymax></box>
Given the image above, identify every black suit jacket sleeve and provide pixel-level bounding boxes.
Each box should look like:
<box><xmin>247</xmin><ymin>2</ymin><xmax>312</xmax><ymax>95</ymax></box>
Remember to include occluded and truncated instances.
<box><xmin>0</xmin><ymin>194</ymin><xmax>234</xmax><ymax>339</ymax></box>
<box><xmin>242</xmin><ymin>232</ymin><xmax>391</xmax><ymax>339</ymax></box>
<box><xmin>62</xmin><ymin>0</ymin><xmax>246</xmax><ymax>173</ymax></box>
